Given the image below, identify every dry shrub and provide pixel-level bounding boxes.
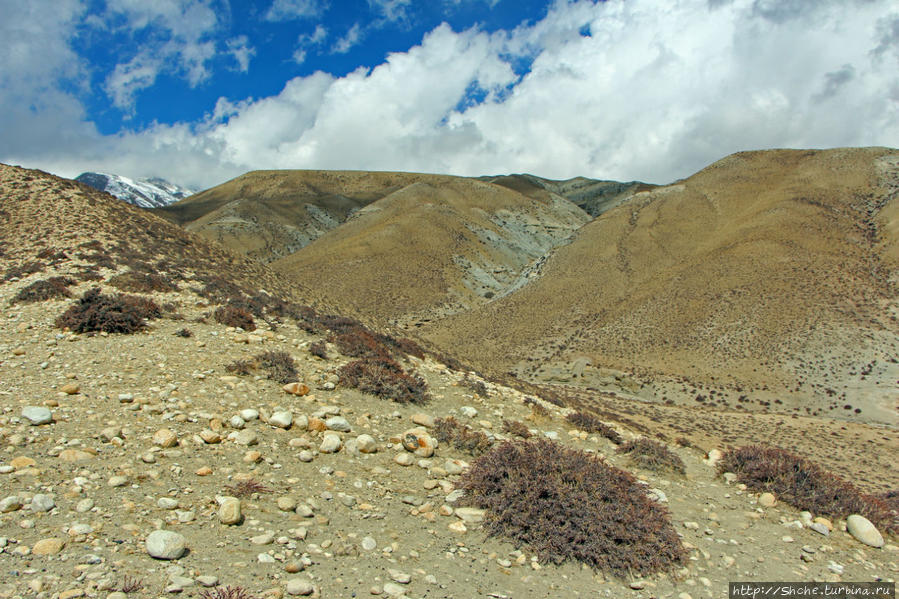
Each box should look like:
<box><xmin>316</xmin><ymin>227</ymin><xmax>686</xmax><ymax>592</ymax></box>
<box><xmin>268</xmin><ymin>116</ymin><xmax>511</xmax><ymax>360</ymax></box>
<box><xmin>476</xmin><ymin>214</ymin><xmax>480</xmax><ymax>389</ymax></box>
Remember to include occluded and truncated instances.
<box><xmin>309</xmin><ymin>340</ymin><xmax>328</xmax><ymax>359</ymax></box>
<box><xmin>225</xmin><ymin>358</ymin><xmax>256</xmax><ymax>377</ymax></box>
<box><xmin>199</xmin><ymin>586</ymin><xmax>259</xmax><ymax>599</ymax></box>
<box><xmin>213</xmin><ymin>304</ymin><xmax>256</xmax><ymax>331</ymax></box>
<box><xmin>55</xmin><ymin>288</ymin><xmax>160</xmax><ymax>334</ymax></box>
<box><xmin>502</xmin><ymin>419</ymin><xmax>532</xmax><ymax>439</ymax></box>
<box><xmin>333</xmin><ymin>327</ymin><xmax>390</xmax><ymax>359</ymax></box>
<box><xmin>565</xmin><ymin>411</ymin><xmax>623</xmax><ymax>445</ymax></box>
<box><xmin>108</xmin><ymin>270</ymin><xmax>179</xmax><ymax>293</ymax></box>
<box><xmin>224</xmin><ymin>479</ymin><xmax>272</xmax><ymax>498</ymax></box>
<box><xmin>460</xmin><ymin>439</ymin><xmax>687</xmax><ymax>577</ymax></box>
<box><xmin>174</xmin><ymin>328</ymin><xmax>192</xmax><ymax>338</ymax></box>
<box><xmin>461</xmin><ymin>374</ymin><xmax>489</xmax><ymax>398</ymax></box>
<box><xmin>257</xmin><ymin>350</ymin><xmax>298</xmax><ymax>384</ymax></box>
<box><xmin>617</xmin><ymin>437</ymin><xmax>686</xmax><ymax>475</ymax></box>
<box><xmin>3</xmin><ymin>261</ymin><xmax>45</xmax><ymax>281</ymax></box>
<box><xmin>11</xmin><ymin>276</ymin><xmax>75</xmax><ymax>304</ymax></box>
<box><xmin>338</xmin><ymin>357</ymin><xmax>430</xmax><ymax>404</ymax></box>
<box><xmin>434</xmin><ymin>416</ymin><xmax>493</xmax><ymax>456</ymax></box>
<box><xmin>524</xmin><ymin>397</ymin><xmax>551</xmax><ymax>421</ymax></box>
<box><xmin>719</xmin><ymin>445</ymin><xmax>898</xmax><ymax>533</ymax></box>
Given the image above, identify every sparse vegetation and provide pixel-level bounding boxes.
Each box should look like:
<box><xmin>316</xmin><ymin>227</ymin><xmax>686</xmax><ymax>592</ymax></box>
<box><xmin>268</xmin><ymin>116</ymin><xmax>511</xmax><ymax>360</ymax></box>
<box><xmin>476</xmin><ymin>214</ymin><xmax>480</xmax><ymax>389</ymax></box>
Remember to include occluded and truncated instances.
<box><xmin>118</xmin><ymin>575</ymin><xmax>144</xmax><ymax>594</ymax></box>
<box><xmin>225</xmin><ymin>351</ymin><xmax>298</xmax><ymax>384</ymax></box>
<box><xmin>434</xmin><ymin>416</ymin><xmax>493</xmax><ymax>456</ymax></box>
<box><xmin>309</xmin><ymin>340</ymin><xmax>328</xmax><ymax>359</ymax></box>
<box><xmin>719</xmin><ymin>445</ymin><xmax>898</xmax><ymax>533</ymax></box>
<box><xmin>199</xmin><ymin>586</ymin><xmax>260</xmax><ymax>599</ymax></box>
<box><xmin>213</xmin><ymin>304</ymin><xmax>256</xmax><ymax>331</ymax></box>
<box><xmin>174</xmin><ymin>327</ymin><xmax>192</xmax><ymax>338</ymax></box>
<box><xmin>460</xmin><ymin>439</ymin><xmax>687</xmax><ymax>577</ymax></box>
<box><xmin>565</xmin><ymin>411</ymin><xmax>623</xmax><ymax>445</ymax></box>
<box><xmin>501</xmin><ymin>419</ymin><xmax>532</xmax><ymax>439</ymax></box>
<box><xmin>617</xmin><ymin>437</ymin><xmax>686</xmax><ymax>475</ymax></box>
<box><xmin>108</xmin><ymin>270</ymin><xmax>179</xmax><ymax>293</ymax></box>
<box><xmin>55</xmin><ymin>287</ymin><xmax>160</xmax><ymax>334</ymax></box>
<box><xmin>338</xmin><ymin>357</ymin><xmax>430</xmax><ymax>404</ymax></box>
<box><xmin>11</xmin><ymin>276</ymin><xmax>75</xmax><ymax>304</ymax></box>
<box><xmin>224</xmin><ymin>479</ymin><xmax>272</xmax><ymax>498</ymax></box>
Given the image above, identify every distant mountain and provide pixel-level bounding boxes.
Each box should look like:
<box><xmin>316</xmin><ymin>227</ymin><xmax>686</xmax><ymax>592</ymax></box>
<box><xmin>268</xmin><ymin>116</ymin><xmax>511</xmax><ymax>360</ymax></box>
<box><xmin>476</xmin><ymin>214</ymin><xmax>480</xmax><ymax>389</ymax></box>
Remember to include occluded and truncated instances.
<box><xmin>75</xmin><ymin>172</ymin><xmax>196</xmax><ymax>208</ymax></box>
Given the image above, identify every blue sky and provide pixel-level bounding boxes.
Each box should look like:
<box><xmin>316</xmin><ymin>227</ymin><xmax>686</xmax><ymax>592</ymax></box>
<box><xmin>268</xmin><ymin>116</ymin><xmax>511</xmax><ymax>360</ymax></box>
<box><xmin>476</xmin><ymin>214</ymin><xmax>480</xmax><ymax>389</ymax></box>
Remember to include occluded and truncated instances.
<box><xmin>1</xmin><ymin>0</ymin><xmax>898</xmax><ymax>189</ymax></box>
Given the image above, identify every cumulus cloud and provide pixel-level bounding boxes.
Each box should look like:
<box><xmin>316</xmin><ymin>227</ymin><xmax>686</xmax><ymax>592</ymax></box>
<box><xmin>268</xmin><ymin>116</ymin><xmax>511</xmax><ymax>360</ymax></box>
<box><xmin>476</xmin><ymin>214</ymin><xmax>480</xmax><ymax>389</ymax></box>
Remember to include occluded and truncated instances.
<box><xmin>2</xmin><ymin>0</ymin><xmax>898</xmax><ymax>189</ymax></box>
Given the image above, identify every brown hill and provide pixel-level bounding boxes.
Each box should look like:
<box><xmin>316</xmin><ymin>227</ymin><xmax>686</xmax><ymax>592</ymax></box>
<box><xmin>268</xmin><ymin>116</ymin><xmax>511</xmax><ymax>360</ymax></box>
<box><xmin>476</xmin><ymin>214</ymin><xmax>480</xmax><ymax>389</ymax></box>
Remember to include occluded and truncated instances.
<box><xmin>270</xmin><ymin>174</ymin><xmax>590</xmax><ymax>326</ymax></box>
<box><xmin>422</xmin><ymin>148</ymin><xmax>899</xmax><ymax>426</ymax></box>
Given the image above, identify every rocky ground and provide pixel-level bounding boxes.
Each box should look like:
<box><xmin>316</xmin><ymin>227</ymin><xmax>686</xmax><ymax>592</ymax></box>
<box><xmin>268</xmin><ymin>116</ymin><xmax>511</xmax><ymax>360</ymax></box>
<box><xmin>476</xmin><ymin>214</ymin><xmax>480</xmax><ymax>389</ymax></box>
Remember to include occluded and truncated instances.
<box><xmin>1</xmin><ymin>279</ymin><xmax>897</xmax><ymax>599</ymax></box>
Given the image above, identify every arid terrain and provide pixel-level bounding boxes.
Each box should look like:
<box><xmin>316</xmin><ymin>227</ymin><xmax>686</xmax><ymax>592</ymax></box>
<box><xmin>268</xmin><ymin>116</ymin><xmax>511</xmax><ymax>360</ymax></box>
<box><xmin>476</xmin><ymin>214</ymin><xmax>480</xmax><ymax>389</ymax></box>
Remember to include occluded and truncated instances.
<box><xmin>1</xmin><ymin>155</ymin><xmax>897</xmax><ymax>599</ymax></box>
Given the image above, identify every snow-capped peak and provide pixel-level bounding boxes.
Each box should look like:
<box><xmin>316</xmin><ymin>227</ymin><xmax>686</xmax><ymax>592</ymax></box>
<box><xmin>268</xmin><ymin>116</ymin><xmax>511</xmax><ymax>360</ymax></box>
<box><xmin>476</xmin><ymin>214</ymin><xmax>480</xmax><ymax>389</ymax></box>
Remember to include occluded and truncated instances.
<box><xmin>75</xmin><ymin>172</ymin><xmax>197</xmax><ymax>208</ymax></box>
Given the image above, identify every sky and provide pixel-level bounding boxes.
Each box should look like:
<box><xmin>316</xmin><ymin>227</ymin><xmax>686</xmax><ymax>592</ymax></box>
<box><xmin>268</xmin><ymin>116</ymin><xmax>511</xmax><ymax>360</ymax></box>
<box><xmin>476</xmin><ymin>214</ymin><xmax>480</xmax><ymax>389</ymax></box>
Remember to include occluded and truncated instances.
<box><xmin>1</xmin><ymin>0</ymin><xmax>898</xmax><ymax>189</ymax></box>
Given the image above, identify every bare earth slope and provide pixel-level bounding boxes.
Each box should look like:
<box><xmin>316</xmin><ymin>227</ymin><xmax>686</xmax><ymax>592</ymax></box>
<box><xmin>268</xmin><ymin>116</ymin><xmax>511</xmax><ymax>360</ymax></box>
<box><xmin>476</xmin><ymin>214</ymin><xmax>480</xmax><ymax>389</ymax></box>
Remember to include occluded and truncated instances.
<box><xmin>424</xmin><ymin>148</ymin><xmax>899</xmax><ymax>426</ymax></box>
<box><xmin>271</xmin><ymin>175</ymin><xmax>590</xmax><ymax>326</ymax></box>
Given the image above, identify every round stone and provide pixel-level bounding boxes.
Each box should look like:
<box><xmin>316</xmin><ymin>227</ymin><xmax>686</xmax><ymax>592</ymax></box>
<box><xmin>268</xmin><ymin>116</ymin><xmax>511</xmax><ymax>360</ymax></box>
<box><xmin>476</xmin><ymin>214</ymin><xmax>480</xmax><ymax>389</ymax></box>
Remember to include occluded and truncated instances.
<box><xmin>356</xmin><ymin>434</ymin><xmax>378</xmax><ymax>453</ymax></box>
<box><xmin>269</xmin><ymin>411</ymin><xmax>293</xmax><ymax>429</ymax></box>
<box><xmin>145</xmin><ymin>530</ymin><xmax>186</xmax><ymax>560</ymax></box>
<box><xmin>847</xmin><ymin>514</ymin><xmax>884</xmax><ymax>548</ymax></box>
<box><xmin>285</xmin><ymin>578</ymin><xmax>314</xmax><ymax>596</ymax></box>
<box><xmin>22</xmin><ymin>406</ymin><xmax>53</xmax><ymax>425</ymax></box>
<box><xmin>319</xmin><ymin>433</ymin><xmax>342</xmax><ymax>454</ymax></box>
<box><xmin>218</xmin><ymin>497</ymin><xmax>242</xmax><ymax>525</ymax></box>
<box><xmin>758</xmin><ymin>492</ymin><xmax>776</xmax><ymax>507</ymax></box>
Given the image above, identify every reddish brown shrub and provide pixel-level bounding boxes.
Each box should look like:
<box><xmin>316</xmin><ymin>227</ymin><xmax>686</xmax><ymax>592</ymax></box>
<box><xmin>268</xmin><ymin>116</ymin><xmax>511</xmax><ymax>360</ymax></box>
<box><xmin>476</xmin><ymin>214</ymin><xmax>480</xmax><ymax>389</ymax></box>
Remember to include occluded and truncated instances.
<box><xmin>332</xmin><ymin>327</ymin><xmax>390</xmax><ymax>359</ymax></box>
<box><xmin>224</xmin><ymin>479</ymin><xmax>272</xmax><ymax>498</ymax></box>
<box><xmin>199</xmin><ymin>586</ymin><xmax>259</xmax><ymax>599</ymax></box>
<box><xmin>11</xmin><ymin>276</ymin><xmax>75</xmax><ymax>304</ymax></box>
<box><xmin>257</xmin><ymin>350</ymin><xmax>298</xmax><ymax>384</ymax></box>
<box><xmin>719</xmin><ymin>445</ymin><xmax>898</xmax><ymax>533</ymax></box>
<box><xmin>501</xmin><ymin>419</ymin><xmax>532</xmax><ymax>439</ymax></box>
<box><xmin>213</xmin><ymin>305</ymin><xmax>256</xmax><ymax>331</ymax></box>
<box><xmin>108</xmin><ymin>270</ymin><xmax>179</xmax><ymax>293</ymax></box>
<box><xmin>309</xmin><ymin>340</ymin><xmax>328</xmax><ymax>359</ymax></box>
<box><xmin>565</xmin><ymin>411</ymin><xmax>623</xmax><ymax>445</ymax></box>
<box><xmin>617</xmin><ymin>437</ymin><xmax>686</xmax><ymax>475</ymax></box>
<box><xmin>338</xmin><ymin>357</ymin><xmax>430</xmax><ymax>404</ymax></box>
<box><xmin>434</xmin><ymin>416</ymin><xmax>493</xmax><ymax>456</ymax></box>
<box><xmin>460</xmin><ymin>439</ymin><xmax>687</xmax><ymax>577</ymax></box>
<box><xmin>55</xmin><ymin>288</ymin><xmax>160</xmax><ymax>334</ymax></box>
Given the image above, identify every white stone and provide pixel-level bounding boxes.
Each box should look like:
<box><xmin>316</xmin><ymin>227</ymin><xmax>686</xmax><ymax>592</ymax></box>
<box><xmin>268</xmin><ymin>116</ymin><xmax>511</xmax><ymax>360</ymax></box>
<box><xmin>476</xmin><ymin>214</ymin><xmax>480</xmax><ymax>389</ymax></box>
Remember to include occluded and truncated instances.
<box><xmin>22</xmin><ymin>406</ymin><xmax>53</xmax><ymax>425</ymax></box>
<box><xmin>319</xmin><ymin>433</ymin><xmax>342</xmax><ymax>454</ymax></box>
<box><xmin>145</xmin><ymin>530</ymin><xmax>186</xmax><ymax>560</ymax></box>
<box><xmin>240</xmin><ymin>409</ymin><xmax>259</xmax><ymax>421</ymax></box>
<box><xmin>30</xmin><ymin>494</ymin><xmax>55</xmax><ymax>512</ymax></box>
<box><xmin>218</xmin><ymin>497</ymin><xmax>242</xmax><ymax>525</ymax></box>
<box><xmin>459</xmin><ymin>406</ymin><xmax>478</xmax><ymax>418</ymax></box>
<box><xmin>325</xmin><ymin>416</ymin><xmax>351</xmax><ymax>432</ymax></box>
<box><xmin>355</xmin><ymin>434</ymin><xmax>378</xmax><ymax>453</ymax></box>
<box><xmin>286</xmin><ymin>578</ymin><xmax>314</xmax><ymax>596</ymax></box>
<box><xmin>847</xmin><ymin>514</ymin><xmax>884</xmax><ymax>548</ymax></box>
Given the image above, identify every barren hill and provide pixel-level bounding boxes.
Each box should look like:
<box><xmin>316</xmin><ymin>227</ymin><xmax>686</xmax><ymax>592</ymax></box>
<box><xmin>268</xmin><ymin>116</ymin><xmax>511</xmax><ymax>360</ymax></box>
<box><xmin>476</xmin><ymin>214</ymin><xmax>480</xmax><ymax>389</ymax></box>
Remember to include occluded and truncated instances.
<box><xmin>270</xmin><ymin>174</ymin><xmax>590</xmax><ymax>325</ymax></box>
<box><xmin>424</xmin><ymin>148</ymin><xmax>899</xmax><ymax>426</ymax></box>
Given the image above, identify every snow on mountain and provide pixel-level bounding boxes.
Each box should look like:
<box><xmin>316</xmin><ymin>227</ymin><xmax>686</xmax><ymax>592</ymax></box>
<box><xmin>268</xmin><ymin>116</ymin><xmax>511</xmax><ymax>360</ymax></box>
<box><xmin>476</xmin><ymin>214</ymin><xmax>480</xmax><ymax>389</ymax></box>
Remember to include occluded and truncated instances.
<box><xmin>75</xmin><ymin>172</ymin><xmax>196</xmax><ymax>208</ymax></box>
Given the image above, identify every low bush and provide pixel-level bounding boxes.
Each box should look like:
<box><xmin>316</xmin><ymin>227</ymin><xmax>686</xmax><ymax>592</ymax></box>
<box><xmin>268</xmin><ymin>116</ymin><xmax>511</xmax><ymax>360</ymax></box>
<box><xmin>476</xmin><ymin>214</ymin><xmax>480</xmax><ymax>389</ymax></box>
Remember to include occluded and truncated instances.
<box><xmin>108</xmin><ymin>270</ymin><xmax>179</xmax><ymax>293</ymax></box>
<box><xmin>257</xmin><ymin>350</ymin><xmax>298</xmax><ymax>384</ymax></box>
<box><xmin>55</xmin><ymin>288</ymin><xmax>160</xmax><ymax>334</ymax></box>
<box><xmin>565</xmin><ymin>411</ymin><xmax>623</xmax><ymax>445</ymax></box>
<box><xmin>461</xmin><ymin>374</ymin><xmax>489</xmax><ymax>398</ymax></box>
<box><xmin>213</xmin><ymin>305</ymin><xmax>256</xmax><ymax>331</ymax></box>
<box><xmin>460</xmin><ymin>439</ymin><xmax>687</xmax><ymax>577</ymax></box>
<box><xmin>174</xmin><ymin>328</ymin><xmax>192</xmax><ymax>338</ymax></box>
<box><xmin>225</xmin><ymin>358</ymin><xmax>256</xmax><ymax>377</ymax></box>
<box><xmin>11</xmin><ymin>276</ymin><xmax>75</xmax><ymax>304</ymax></box>
<box><xmin>719</xmin><ymin>445</ymin><xmax>897</xmax><ymax>533</ymax></box>
<box><xmin>309</xmin><ymin>340</ymin><xmax>328</xmax><ymax>359</ymax></box>
<box><xmin>224</xmin><ymin>479</ymin><xmax>272</xmax><ymax>498</ymax></box>
<box><xmin>338</xmin><ymin>357</ymin><xmax>430</xmax><ymax>404</ymax></box>
<box><xmin>501</xmin><ymin>419</ymin><xmax>532</xmax><ymax>439</ymax></box>
<box><xmin>199</xmin><ymin>586</ymin><xmax>259</xmax><ymax>599</ymax></box>
<box><xmin>434</xmin><ymin>416</ymin><xmax>493</xmax><ymax>456</ymax></box>
<box><xmin>617</xmin><ymin>437</ymin><xmax>686</xmax><ymax>475</ymax></box>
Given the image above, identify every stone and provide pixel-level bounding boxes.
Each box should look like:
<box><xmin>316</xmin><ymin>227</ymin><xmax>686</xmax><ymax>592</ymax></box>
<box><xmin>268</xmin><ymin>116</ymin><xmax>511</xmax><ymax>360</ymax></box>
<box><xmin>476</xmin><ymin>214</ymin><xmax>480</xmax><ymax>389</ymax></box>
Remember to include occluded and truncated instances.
<box><xmin>411</xmin><ymin>413</ymin><xmax>435</xmax><ymax>428</ymax></box>
<box><xmin>402</xmin><ymin>428</ymin><xmax>436</xmax><ymax>458</ymax></box>
<box><xmin>383</xmin><ymin>583</ymin><xmax>406</xmax><ymax>596</ymax></box>
<box><xmin>356</xmin><ymin>434</ymin><xmax>378</xmax><ymax>453</ymax></box>
<box><xmin>108</xmin><ymin>475</ymin><xmax>129</xmax><ymax>487</ymax></box>
<box><xmin>0</xmin><ymin>496</ymin><xmax>23</xmax><ymax>512</ymax></box>
<box><xmin>219</xmin><ymin>497</ymin><xmax>242</xmax><ymax>525</ymax></box>
<box><xmin>361</xmin><ymin>536</ymin><xmax>377</xmax><ymax>551</ymax></box>
<box><xmin>298</xmin><ymin>450</ymin><xmax>314</xmax><ymax>462</ymax></box>
<box><xmin>325</xmin><ymin>416</ymin><xmax>351</xmax><ymax>432</ymax></box>
<box><xmin>277</xmin><ymin>496</ymin><xmax>298</xmax><ymax>512</ymax></box>
<box><xmin>75</xmin><ymin>498</ymin><xmax>94</xmax><ymax>513</ymax></box>
<box><xmin>319</xmin><ymin>433</ymin><xmax>343</xmax><ymax>454</ymax></box>
<box><xmin>394</xmin><ymin>453</ymin><xmax>414</xmax><ymax>466</ymax></box>
<box><xmin>283</xmin><ymin>383</ymin><xmax>310</xmax><ymax>396</ymax></box>
<box><xmin>10</xmin><ymin>456</ymin><xmax>36</xmax><ymax>469</ymax></box>
<box><xmin>32</xmin><ymin>537</ymin><xmax>65</xmax><ymax>555</ymax></box>
<box><xmin>285</xmin><ymin>578</ymin><xmax>314</xmax><ymax>596</ymax></box>
<box><xmin>388</xmin><ymin>569</ymin><xmax>411</xmax><ymax>584</ymax></box>
<box><xmin>758</xmin><ymin>493</ymin><xmax>776</xmax><ymax>507</ymax></box>
<box><xmin>196</xmin><ymin>576</ymin><xmax>218</xmax><ymax>587</ymax></box>
<box><xmin>229</xmin><ymin>416</ymin><xmax>246</xmax><ymax>429</ymax></box>
<box><xmin>705</xmin><ymin>448</ymin><xmax>723</xmax><ymax>466</ymax></box>
<box><xmin>22</xmin><ymin>406</ymin><xmax>53</xmax><ymax>425</ymax></box>
<box><xmin>251</xmin><ymin>531</ymin><xmax>275</xmax><ymax>545</ymax></box>
<box><xmin>809</xmin><ymin>522</ymin><xmax>830</xmax><ymax>536</ymax></box>
<box><xmin>60</xmin><ymin>383</ymin><xmax>80</xmax><ymax>395</ymax></box>
<box><xmin>454</xmin><ymin>507</ymin><xmax>486</xmax><ymax>524</ymax></box>
<box><xmin>240</xmin><ymin>408</ymin><xmax>259</xmax><ymax>421</ymax></box>
<box><xmin>158</xmin><ymin>498</ymin><xmax>179</xmax><ymax>510</ymax></box>
<box><xmin>58</xmin><ymin>449</ymin><xmax>93</xmax><ymax>462</ymax></box>
<box><xmin>235</xmin><ymin>430</ymin><xmax>258</xmax><ymax>446</ymax></box>
<box><xmin>847</xmin><ymin>514</ymin><xmax>884</xmax><ymax>548</ymax></box>
<box><xmin>145</xmin><ymin>530</ymin><xmax>186</xmax><ymax>560</ymax></box>
<box><xmin>199</xmin><ymin>429</ymin><xmax>222</xmax><ymax>444</ymax></box>
<box><xmin>270</xmin><ymin>411</ymin><xmax>293</xmax><ymax>429</ymax></box>
<box><xmin>448</xmin><ymin>520</ymin><xmax>467</xmax><ymax>533</ymax></box>
<box><xmin>153</xmin><ymin>429</ymin><xmax>178</xmax><ymax>448</ymax></box>
<box><xmin>30</xmin><ymin>494</ymin><xmax>55</xmax><ymax>512</ymax></box>
<box><xmin>459</xmin><ymin>406</ymin><xmax>478</xmax><ymax>418</ymax></box>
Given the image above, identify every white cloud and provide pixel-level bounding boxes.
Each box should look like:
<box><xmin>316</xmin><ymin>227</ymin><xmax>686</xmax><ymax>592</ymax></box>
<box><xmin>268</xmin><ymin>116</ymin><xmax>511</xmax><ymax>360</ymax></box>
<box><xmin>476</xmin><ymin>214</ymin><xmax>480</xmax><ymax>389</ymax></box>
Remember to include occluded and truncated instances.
<box><xmin>293</xmin><ymin>25</ymin><xmax>327</xmax><ymax>64</ymax></box>
<box><xmin>104</xmin><ymin>54</ymin><xmax>163</xmax><ymax>111</ymax></box>
<box><xmin>2</xmin><ymin>0</ymin><xmax>898</xmax><ymax>190</ymax></box>
<box><xmin>227</xmin><ymin>36</ymin><xmax>256</xmax><ymax>72</ymax></box>
<box><xmin>332</xmin><ymin>23</ymin><xmax>363</xmax><ymax>54</ymax></box>
<box><xmin>368</xmin><ymin>0</ymin><xmax>412</xmax><ymax>23</ymax></box>
<box><xmin>265</xmin><ymin>0</ymin><xmax>324</xmax><ymax>21</ymax></box>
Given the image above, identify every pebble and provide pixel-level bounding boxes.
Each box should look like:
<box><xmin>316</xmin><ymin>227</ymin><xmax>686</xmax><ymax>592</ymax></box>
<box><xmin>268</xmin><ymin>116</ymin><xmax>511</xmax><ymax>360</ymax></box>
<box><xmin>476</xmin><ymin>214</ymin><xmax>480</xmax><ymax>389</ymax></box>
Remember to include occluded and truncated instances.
<box><xmin>240</xmin><ymin>409</ymin><xmax>259</xmax><ymax>421</ymax></box>
<box><xmin>0</xmin><ymin>496</ymin><xmax>23</xmax><ymax>512</ymax></box>
<box><xmin>59</xmin><ymin>448</ymin><xmax>94</xmax><ymax>462</ymax></box>
<box><xmin>362</xmin><ymin>536</ymin><xmax>377</xmax><ymax>551</ymax></box>
<box><xmin>356</xmin><ymin>434</ymin><xmax>378</xmax><ymax>453</ymax></box>
<box><xmin>158</xmin><ymin>498</ymin><xmax>180</xmax><ymax>510</ymax></box>
<box><xmin>270</xmin><ymin>411</ymin><xmax>293</xmax><ymax>429</ymax></box>
<box><xmin>196</xmin><ymin>576</ymin><xmax>219</xmax><ymax>587</ymax></box>
<box><xmin>758</xmin><ymin>492</ymin><xmax>776</xmax><ymax>507</ymax></box>
<box><xmin>32</xmin><ymin>537</ymin><xmax>65</xmax><ymax>555</ymax></box>
<box><xmin>847</xmin><ymin>514</ymin><xmax>884</xmax><ymax>548</ymax></box>
<box><xmin>108</xmin><ymin>475</ymin><xmax>129</xmax><ymax>487</ymax></box>
<box><xmin>388</xmin><ymin>569</ymin><xmax>411</xmax><ymax>584</ymax></box>
<box><xmin>319</xmin><ymin>433</ymin><xmax>343</xmax><ymax>454</ymax></box>
<box><xmin>394</xmin><ymin>453</ymin><xmax>414</xmax><ymax>466</ymax></box>
<box><xmin>145</xmin><ymin>530</ymin><xmax>187</xmax><ymax>560</ymax></box>
<box><xmin>60</xmin><ymin>382</ymin><xmax>80</xmax><ymax>395</ymax></box>
<box><xmin>705</xmin><ymin>448</ymin><xmax>723</xmax><ymax>465</ymax></box>
<box><xmin>31</xmin><ymin>494</ymin><xmax>55</xmax><ymax>512</ymax></box>
<box><xmin>283</xmin><ymin>383</ymin><xmax>310</xmax><ymax>396</ymax></box>
<box><xmin>235</xmin><ymin>429</ymin><xmax>259</xmax><ymax>446</ymax></box>
<box><xmin>200</xmin><ymin>429</ymin><xmax>222</xmax><ymax>444</ymax></box>
<box><xmin>277</xmin><ymin>497</ymin><xmax>298</xmax><ymax>512</ymax></box>
<box><xmin>75</xmin><ymin>498</ymin><xmax>94</xmax><ymax>513</ymax></box>
<box><xmin>411</xmin><ymin>413</ymin><xmax>435</xmax><ymax>428</ymax></box>
<box><xmin>454</xmin><ymin>507</ymin><xmax>486</xmax><ymax>523</ymax></box>
<box><xmin>298</xmin><ymin>450</ymin><xmax>314</xmax><ymax>462</ymax></box>
<box><xmin>153</xmin><ymin>429</ymin><xmax>178</xmax><ymax>448</ymax></box>
<box><xmin>460</xmin><ymin>406</ymin><xmax>478</xmax><ymax>418</ymax></box>
<box><xmin>286</xmin><ymin>579</ymin><xmax>314</xmax><ymax>596</ymax></box>
<box><xmin>229</xmin><ymin>416</ymin><xmax>246</xmax><ymax>429</ymax></box>
<box><xmin>219</xmin><ymin>497</ymin><xmax>243</xmax><ymax>525</ymax></box>
<box><xmin>809</xmin><ymin>522</ymin><xmax>830</xmax><ymax>536</ymax></box>
<box><xmin>383</xmin><ymin>582</ymin><xmax>406</xmax><ymax>596</ymax></box>
<box><xmin>22</xmin><ymin>406</ymin><xmax>53</xmax><ymax>425</ymax></box>
<box><xmin>325</xmin><ymin>416</ymin><xmax>351</xmax><ymax>432</ymax></box>
<box><xmin>251</xmin><ymin>531</ymin><xmax>275</xmax><ymax>545</ymax></box>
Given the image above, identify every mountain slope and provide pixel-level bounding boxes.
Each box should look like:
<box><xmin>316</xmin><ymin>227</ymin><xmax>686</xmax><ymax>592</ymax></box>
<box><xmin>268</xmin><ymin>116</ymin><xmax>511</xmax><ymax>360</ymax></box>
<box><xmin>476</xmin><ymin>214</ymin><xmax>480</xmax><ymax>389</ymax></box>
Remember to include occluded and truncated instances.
<box><xmin>75</xmin><ymin>172</ymin><xmax>195</xmax><ymax>208</ymax></box>
<box><xmin>270</xmin><ymin>174</ymin><xmax>590</xmax><ymax>326</ymax></box>
<box><xmin>422</xmin><ymin>148</ymin><xmax>899</xmax><ymax>426</ymax></box>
